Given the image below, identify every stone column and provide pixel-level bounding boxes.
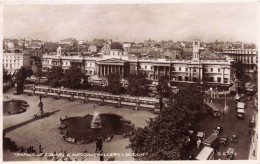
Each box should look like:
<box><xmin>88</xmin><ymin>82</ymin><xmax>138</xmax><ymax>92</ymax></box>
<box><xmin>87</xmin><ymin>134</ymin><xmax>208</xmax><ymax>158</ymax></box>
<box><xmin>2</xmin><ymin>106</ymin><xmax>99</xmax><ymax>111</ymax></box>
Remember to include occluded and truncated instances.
<box><xmin>119</xmin><ymin>66</ymin><xmax>122</xmax><ymax>78</ymax></box>
<box><xmin>191</xmin><ymin>67</ymin><xmax>193</xmax><ymax>82</ymax></box>
<box><xmin>122</xmin><ymin>66</ymin><xmax>124</xmax><ymax>78</ymax></box>
<box><xmin>100</xmin><ymin>96</ymin><xmax>104</xmax><ymax>105</ymax></box>
<box><xmin>157</xmin><ymin>66</ymin><xmax>160</xmax><ymax>81</ymax></box>
<box><xmin>187</xmin><ymin>67</ymin><xmax>190</xmax><ymax>81</ymax></box>
<box><xmin>135</xmin><ymin>100</ymin><xmax>140</xmax><ymax>110</ymax></box>
<box><xmin>153</xmin><ymin>66</ymin><xmax>156</xmax><ymax>80</ymax></box>
<box><xmin>57</xmin><ymin>91</ymin><xmax>60</xmax><ymax>99</ymax></box>
<box><xmin>118</xmin><ymin>98</ymin><xmax>121</xmax><ymax>108</ymax></box>
<box><xmin>200</xmin><ymin>67</ymin><xmax>203</xmax><ymax>82</ymax></box>
<box><xmin>70</xmin><ymin>93</ymin><xmax>74</xmax><ymax>101</ymax></box>
<box><xmin>170</xmin><ymin>65</ymin><xmax>172</xmax><ymax>80</ymax></box>
<box><xmin>104</xmin><ymin>65</ymin><xmax>106</xmax><ymax>76</ymax></box>
<box><xmin>222</xmin><ymin>68</ymin><xmax>225</xmax><ymax>83</ymax></box>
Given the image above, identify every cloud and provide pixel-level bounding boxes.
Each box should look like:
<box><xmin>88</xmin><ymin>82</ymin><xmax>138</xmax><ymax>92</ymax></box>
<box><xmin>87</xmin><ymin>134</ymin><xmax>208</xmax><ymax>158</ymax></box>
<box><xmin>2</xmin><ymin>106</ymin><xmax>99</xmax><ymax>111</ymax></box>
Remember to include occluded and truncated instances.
<box><xmin>3</xmin><ymin>3</ymin><xmax>258</xmax><ymax>43</ymax></box>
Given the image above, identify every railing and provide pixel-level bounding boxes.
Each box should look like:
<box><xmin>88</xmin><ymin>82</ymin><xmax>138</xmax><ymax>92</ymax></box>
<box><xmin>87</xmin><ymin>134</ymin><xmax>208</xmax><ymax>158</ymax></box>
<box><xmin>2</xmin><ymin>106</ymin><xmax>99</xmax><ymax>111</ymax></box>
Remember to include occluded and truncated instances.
<box><xmin>23</xmin><ymin>85</ymin><xmax>159</xmax><ymax>110</ymax></box>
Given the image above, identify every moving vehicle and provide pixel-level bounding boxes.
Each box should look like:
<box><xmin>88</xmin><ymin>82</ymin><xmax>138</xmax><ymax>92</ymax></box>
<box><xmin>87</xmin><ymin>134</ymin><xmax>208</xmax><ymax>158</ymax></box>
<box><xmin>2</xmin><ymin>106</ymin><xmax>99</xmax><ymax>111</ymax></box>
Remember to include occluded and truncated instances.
<box><xmin>220</xmin><ymin>136</ymin><xmax>229</xmax><ymax>147</ymax></box>
<box><xmin>236</xmin><ymin>102</ymin><xmax>245</xmax><ymax>119</ymax></box>
<box><xmin>196</xmin><ymin>147</ymin><xmax>214</xmax><ymax>160</ymax></box>
<box><xmin>231</xmin><ymin>134</ymin><xmax>238</xmax><ymax>143</ymax></box>
<box><xmin>226</xmin><ymin>147</ymin><xmax>236</xmax><ymax>160</ymax></box>
<box><xmin>206</xmin><ymin>103</ymin><xmax>221</xmax><ymax>118</ymax></box>
<box><xmin>203</xmin><ymin>133</ymin><xmax>219</xmax><ymax>149</ymax></box>
<box><xmin>197</xmin><ymin>132</ymin><xmax>205</xmax><ymax>141</ymax></box>
<box><xmin>213</xmin><ymin>125</ymin><xmax>223</xmax><ymax>135</ymax></box>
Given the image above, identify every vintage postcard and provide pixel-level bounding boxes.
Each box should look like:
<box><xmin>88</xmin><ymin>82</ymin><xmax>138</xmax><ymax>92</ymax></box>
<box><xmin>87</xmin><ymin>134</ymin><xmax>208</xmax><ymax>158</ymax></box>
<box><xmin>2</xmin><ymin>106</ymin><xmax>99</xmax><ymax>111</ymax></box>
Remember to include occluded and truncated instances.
<box><xmin>1</xmin><ymin>0</ymin><xmax>259</xmax><ymax>162</ymax></box>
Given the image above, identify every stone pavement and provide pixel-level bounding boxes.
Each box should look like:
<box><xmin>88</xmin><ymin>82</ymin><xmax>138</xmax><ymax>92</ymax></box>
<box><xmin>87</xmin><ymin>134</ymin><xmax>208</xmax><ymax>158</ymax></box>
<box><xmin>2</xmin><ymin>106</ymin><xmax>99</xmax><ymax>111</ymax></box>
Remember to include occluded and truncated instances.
<box><xmin>3</xmin><ymin>88</ymin><xmax>155</xmax><ymax>161</ymax></box>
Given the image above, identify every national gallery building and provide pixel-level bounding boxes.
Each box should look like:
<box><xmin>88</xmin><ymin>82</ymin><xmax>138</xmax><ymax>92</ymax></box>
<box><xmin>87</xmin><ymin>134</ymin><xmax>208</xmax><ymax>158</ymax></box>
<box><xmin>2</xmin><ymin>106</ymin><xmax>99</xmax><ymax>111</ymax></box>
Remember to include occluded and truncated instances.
<box><xmin>42</xmin><ymin>38</ymin><xmax>233</xmax><ymax>86</ymax></box>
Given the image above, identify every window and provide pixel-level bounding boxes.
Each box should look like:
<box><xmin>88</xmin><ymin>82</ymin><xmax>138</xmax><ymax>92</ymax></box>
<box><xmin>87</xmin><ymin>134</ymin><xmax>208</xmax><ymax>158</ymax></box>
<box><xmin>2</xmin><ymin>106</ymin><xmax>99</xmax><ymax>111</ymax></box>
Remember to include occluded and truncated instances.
<box><xmin>179</xmin><ymin>67</ymin><xmax>181</xmax><ymax>71</ymax></box>
<box><xmin>186</xmin><ymin>68</ymin><xmax>188</xmax><ymax>72</ymax></box>
<box><xmin>224</xmin><ymin>78</ymin><xmax>228</xmax><ymax>83</ymax></box>
<box><xmin>185</xmin><ymin>76</ymin><xmax>188</xmax><ymax>81</ymax></box>
<box><xmin>90</xmin><ymin>71</ymin><xmax>92</xmax><ymax>74</ymax></box>
<box><xmin>178</xmin><ymin>76</ymin><xmax>182</xmax><ymax>81</ymax></box>
<box><xmin>204</xmin><ymin>68</ymin><xmax>207</xmax><ymax>72</ymax></box>
<box><xmin>218</xmin><ymin>68</ymin><xmax>220</xmax><ymax>72</ymax></box>
<box><xmin>211</xmin><ymin>68</ymin><xmax>213</xmax><ymax>72</ymax></box>
<box><xmin>217</xmin><ymin>77</ymin><xmax>221</xmax><ymax>82</ymax></box>
<box><xmin>209</xmin><ymin>77</ymin><xmax>214</xmax><ymax>82</ymax></box>
<box><xmin>193</xmin><ymin>68</ymin><xmax>196</xmax><ymax>72</ymax></box>
<box><xmin>145</xmin><ymin>66</ymin><xmax>147</xmax><ymax>70</ymax></box>
<box><xmin>173</xmin><ymin>67</ymin><xmax>175</xmax><ymax>71</ymax></box>
<box><xmin>90</xmin><ymin>63</ymin><xmax>92</xmax><ymax>66</ymax></box>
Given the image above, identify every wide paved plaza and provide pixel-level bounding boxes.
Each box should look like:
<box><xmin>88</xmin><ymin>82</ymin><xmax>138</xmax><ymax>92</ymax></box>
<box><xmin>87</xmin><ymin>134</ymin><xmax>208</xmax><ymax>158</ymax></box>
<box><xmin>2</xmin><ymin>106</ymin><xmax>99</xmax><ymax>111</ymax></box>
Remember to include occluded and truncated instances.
<box><xmin>3</xmin><ymin>88</ymin><xmax>155</xmax><ymax>161</ymax></box>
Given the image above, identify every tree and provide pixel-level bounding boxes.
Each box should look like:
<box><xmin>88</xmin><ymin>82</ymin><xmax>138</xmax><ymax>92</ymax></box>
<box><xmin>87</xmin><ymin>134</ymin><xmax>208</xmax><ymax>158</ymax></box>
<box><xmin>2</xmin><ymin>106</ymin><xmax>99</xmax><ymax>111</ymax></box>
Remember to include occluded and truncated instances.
<box><xmin>126</xmin><ymin>71</ymin><xmax>150</xmax><ymax>97</ymax></box>
<box><xmin>35</xmin><ymin>70</ymin><xmax>46</xmax><ymax>78</ymax></box>
<box><xmin>106</xmin><ymin>73</ymin><xmax>124</xmax><ymax>94</ymax></box>
<box><xmin>234</xmin><ymin>61</ymin><xmax>244</xmax><ymax>80</ymax></box>
<box><xmin>47</xmin><ymin>66</ymin><xmax>64</xmax><ymax>87</ymax></box>
<box><xmin>157</xmin><ymin>75</ymin><xmax>171</xmax><ymax>98</ymax></box>
<box><xmin>14</xmin><ymin>67</ymin><xmax>27</xmax><ymax>84</ymax></box>
<box><xmin>157</xmin><ymin>75</ymin><xmax>172</xmax><ymax>111</ymax></box>
<box><xmin>3</xmin><ymin>68</ymin><xmax>11</xmax><ymax>83</ymax></box>
<box><xmin>62</xmin><ymin>66</ymin><xmax>83</xmax><ymax>89</ymax></box>
<box><xmin>170</xmin><ymin>84</ymin><xmax>204</xmax><ymax>112</ymax></box>
<box><xmin>130</xmin><ymin>84</ymin><xmax>205</xmax><ymax>160</ymax></box>
<box><xmin>130</xmin><ymin>102</ymin><xmax>192</xmax><ymax>160</ymax></box>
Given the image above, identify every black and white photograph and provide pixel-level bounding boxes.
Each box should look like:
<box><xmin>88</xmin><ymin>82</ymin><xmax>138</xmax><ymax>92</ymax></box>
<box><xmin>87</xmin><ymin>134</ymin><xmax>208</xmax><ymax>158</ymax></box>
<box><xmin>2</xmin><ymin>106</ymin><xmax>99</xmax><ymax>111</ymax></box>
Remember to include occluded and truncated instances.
<box><xmin>1</xmin><ymin>1</ymin><xmax>259</xmax><ymax>162</ymax></box>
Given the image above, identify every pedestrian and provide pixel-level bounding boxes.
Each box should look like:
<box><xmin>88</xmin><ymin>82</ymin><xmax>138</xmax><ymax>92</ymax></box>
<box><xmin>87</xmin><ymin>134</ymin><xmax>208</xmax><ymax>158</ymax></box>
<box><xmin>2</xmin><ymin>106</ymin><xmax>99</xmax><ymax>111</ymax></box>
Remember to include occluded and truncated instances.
<box><xmin>40</xmin><ymin>95</ymin><xmax>42</xmax><ymax>102</ymax></box>
<box><xmin>197</xmin><ymin>139</ymin><xmax>201</xmax><ymax>149</ymax></box>
<box><xmin>39</xmin><ymin>144</ymin><xmax>42</xmax><ymax>151</ymax></box>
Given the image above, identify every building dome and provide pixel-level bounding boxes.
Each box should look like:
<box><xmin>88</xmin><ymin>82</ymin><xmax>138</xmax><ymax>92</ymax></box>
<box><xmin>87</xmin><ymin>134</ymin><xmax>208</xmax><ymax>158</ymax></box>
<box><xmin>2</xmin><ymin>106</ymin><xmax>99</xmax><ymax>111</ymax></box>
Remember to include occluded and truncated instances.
<box><xmin>57</xmin><ymin>45</ymin><xmax>62</xmax><ymax>51</ymax></box>
<box><xmin>110</xmin><ymin>42</ymin><xmax>123</xmax><ymax>50</ymax></box>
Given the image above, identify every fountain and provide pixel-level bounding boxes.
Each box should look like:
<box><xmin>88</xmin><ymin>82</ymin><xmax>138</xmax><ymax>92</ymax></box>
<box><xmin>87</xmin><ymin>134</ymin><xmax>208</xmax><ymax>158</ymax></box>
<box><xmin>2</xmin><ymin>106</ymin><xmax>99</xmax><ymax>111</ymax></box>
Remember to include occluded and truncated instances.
<box><xmin>91</xmin><ymin>110</ymin><xmax>102</xmax><ymax>129</ymax></box>
<box><xmin>3</xmin><ymin>100</ymin><xmax>27</xmax><ymax>116</ymax></box>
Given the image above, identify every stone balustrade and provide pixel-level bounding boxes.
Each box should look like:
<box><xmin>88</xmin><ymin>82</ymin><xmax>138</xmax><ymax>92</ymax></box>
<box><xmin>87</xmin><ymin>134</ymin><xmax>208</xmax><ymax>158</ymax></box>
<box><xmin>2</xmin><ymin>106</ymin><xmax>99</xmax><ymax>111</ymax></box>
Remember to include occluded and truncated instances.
<box><xmin>23</xmin><ymin>85</ymin><xmax>160</xmax><ymax>111</ymax></box>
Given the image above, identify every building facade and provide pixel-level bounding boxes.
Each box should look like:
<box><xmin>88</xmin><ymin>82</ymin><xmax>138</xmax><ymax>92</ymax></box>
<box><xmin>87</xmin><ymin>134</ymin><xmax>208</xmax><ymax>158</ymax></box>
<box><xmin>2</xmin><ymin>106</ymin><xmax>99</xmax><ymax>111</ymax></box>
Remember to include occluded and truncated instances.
<box><xmin>3</xmin><ymin>52</ymin><xmax>31</xmax><ymax>75</ymax></box>
<box><xmin>222</xmin><ymin>49</ymin><xmax>258</xmax><ymax>72</ymax></box>
<box><xmin>42</xmin><ymin>38</ymin><xmax>232</xmax><ymax>86</ymax></box>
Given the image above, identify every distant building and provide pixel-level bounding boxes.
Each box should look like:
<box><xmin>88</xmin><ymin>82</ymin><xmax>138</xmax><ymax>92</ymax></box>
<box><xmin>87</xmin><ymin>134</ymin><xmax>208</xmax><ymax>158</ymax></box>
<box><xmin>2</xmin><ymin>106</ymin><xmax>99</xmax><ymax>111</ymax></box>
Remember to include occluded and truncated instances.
<box><xmin>88</xmin><ymin>44</ymin><xmax>97</xmax><ymax>53</ymax></box>
<box><xmin>222</xmin><ymin>49</ymin><xmax>258</xmax><ymax>72</ymax></box>
<box><xmin>42</xmin><ymin>38</ymin><xmax>232</xmax><ymax>86</ymax></box>
<box><xmin>3</xmin><ymin>52</ymin><xmax>31</xmax><ymax>75</ymax></box>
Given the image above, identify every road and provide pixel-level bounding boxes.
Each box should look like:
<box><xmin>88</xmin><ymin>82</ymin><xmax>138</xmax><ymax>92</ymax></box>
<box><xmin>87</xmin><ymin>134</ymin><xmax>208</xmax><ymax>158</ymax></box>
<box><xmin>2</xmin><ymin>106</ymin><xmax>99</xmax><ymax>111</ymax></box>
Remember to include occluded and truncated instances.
<box><xmin>187</xmin><ymin>95</ymin><xmax>257</xmax><ymax>160</ymax></box>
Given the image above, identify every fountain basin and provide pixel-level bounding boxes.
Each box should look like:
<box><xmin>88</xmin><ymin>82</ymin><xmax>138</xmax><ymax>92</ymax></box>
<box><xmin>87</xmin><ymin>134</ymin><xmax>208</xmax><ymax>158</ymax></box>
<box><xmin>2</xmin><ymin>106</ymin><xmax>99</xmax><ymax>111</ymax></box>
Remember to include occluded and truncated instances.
<box><xmin>3</xmin><ymin>100</ymin><xmax>27</xmax><ymax>116</ymax></box>
<box><xmin>61</xmin><ymin>113</ymin><xmax>134</xmax><ymax>143</ymax></box>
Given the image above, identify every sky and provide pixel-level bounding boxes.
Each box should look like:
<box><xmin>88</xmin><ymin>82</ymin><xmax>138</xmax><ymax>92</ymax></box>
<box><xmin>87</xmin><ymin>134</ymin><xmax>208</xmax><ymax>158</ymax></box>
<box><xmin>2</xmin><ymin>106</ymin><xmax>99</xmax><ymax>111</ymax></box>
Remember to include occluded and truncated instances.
<box><xmin>3</xmin><ymin>2</ymin><xmax>258</xmax><ymax>43</ymax></box>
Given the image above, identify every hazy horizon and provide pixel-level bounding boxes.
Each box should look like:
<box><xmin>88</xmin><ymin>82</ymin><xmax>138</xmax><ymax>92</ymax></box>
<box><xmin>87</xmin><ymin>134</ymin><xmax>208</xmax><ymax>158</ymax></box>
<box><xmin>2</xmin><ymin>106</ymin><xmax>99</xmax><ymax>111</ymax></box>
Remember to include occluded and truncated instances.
<box><xmin>3</xmin><ymin>3</ymin><xmax>258</xmax><ymax>43</ymax></box>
